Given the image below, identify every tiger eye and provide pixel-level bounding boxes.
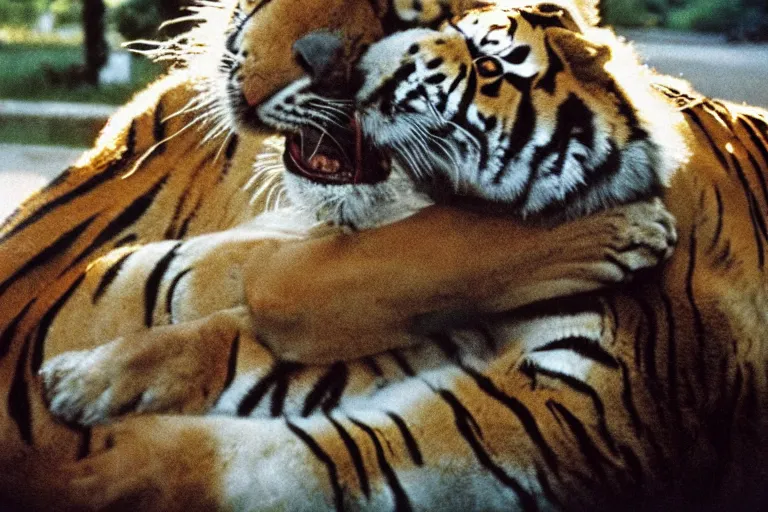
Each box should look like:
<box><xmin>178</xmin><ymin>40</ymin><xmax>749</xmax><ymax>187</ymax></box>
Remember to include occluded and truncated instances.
<box><xmin>475</xmin><ymin>56</ymin><xmax>503</xmax><ymax>77</ymax></box>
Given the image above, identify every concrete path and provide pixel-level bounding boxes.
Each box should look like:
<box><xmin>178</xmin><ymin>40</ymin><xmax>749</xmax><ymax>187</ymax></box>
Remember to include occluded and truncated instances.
<box><xmin>0</xmin><ymin>100</ymin><xmax>116</xmax><ymax>120</ymax></box>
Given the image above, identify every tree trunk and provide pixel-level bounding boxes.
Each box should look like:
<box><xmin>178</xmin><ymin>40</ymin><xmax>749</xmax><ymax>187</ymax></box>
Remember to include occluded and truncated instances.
<box><xmin>83</xmin><ymin>0</ymin><xmax>108</xmax><ymax>86</ymax></box>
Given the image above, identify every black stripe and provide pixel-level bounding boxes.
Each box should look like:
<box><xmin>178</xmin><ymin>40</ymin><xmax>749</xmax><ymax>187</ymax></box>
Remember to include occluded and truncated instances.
<box><xmin>708</xmin><ymin>186</ymin><xmax>725</xmax><ymax>253</ymax></box>
<box><xmin>435</xmin><ymin>389</ymin><xmax>537</xmax><ymax>511</ymax></box>
<box><xmin>302</xmin><ymin>362</ymin><xmax>349</xmax><ymax>416</ymax></box>
<box><xmin>153</xmin><ymin>100</ymin><xmax>167</xmax><ymax>154</ymax></box>
<box><xmin>237</xmin><ymin>367</ymin><xmax>279</xmax><ymax>416</ymax></box>
<box><xmin>364</xmin><ymin>0</ymin><xmax>381</xmax><ymax>18</ymax></box>
<box><xmin>327</xmin><ymin>415</ymin><xmax>371</xmax><ymax>498</ymax></box>
<box><xmin>425</xmin><ymin>73</ymin><xmax>447</xmax><ymax>85</ymax></box>
<box><xmin>523</xmin><ymin>365</ymin><xmax>618</xmax><ymax>455</ymax></box>
<box><xmin>0</xmin><ymin>301</ymin><xmax>34</xmax><ymax>359</ymax></box>
<box><xmin>386</xmin><ymin>412</ymin><xmax>424</xmax><ymax>466</ymax></box>
<box><xmin>532</xmin><ymin>336</ymin><xmax>618</xmax><ymax>369</ymax></box>
<box><xmin>371</xmin><ymin>62</ymin><xmax>417</xmax><ymax>115</ymax></box>
<box><xmin>143</xmin><ymin>243</ymin><xmax>182</xmax><ymax>327</ymax></box>
<box><xmin>76</xmin><ymin>427</ymin><xmax>93</xmax><ymax>460</ymax></box>
<box><xmin>738</xmin><ymin>115</ymin><xmax>768</xmax><ymax>172</ymax></box>
<box><xmin>744</xmin><ymin>147</ymin><xmax>768</xmax><ymax>211</ymax></box>
<box><xmin>67</xmin><ymin>176</ymin><xmax>169</xmax><ymax>273</ymax></box>
<box><xmin>431</xmin><ymin>332</ymin><xmax>460</xmax><ymax>361</ymax></box>
<box><xmin>165</xmin><ymin>268</ymin><xmax>192</xmax><ymax>318</ymax></box>
<box><xmin>437</xmin><ymin>63</ymin><xmax>468</xmax><ymax>113</ymax></box>
<box><xmin>176</xmin><ymin>197</ymin><xmax>203</xmax><ymax>239</ymax></box>
<box><xmin>659</xmin><ymin>290</ymin><xmax>682</xmax><ymax>426</ymax></box>
<box><xmin>728</xmin><ymin>153</ymin><xmax>766</xmax><ymax>269</ymax></box>
<box><xmin>31</xmin><ymin>273</ymin><xmax>86</xmax><ymax>373</ymax></box>
<box><xmin>618</xmin><ymin>443</ymin><xmax>645</xmax><ymax>484</ymax></box>
<box><xmin>270</xmin><ymin>363</ymin><xmax>296</xmax><ymax>417</ymax></box>
<box><xmin>0</xmin><ymin>215</ymin><xmax>96</xmax><ymax>299</ymax></box>
<box><xmin>93</xmin><ymin>250</ymin><xmax>135</xmax><ymax>304</ymax></box>
<box><xmin>225</xmin><ymin>134</ymin><xmax>240</xmax><ymax>160</ymax></box>
<box><xmin>8</xmin><ymin>337</ymin><xmax>33</xmax><ymax>445</ymax></box>
<box><xmin>461</xmin><ymin>365</ymin><xmax>559</xmax><ymax>472</ymax></box>
<box><xmin>494</xmin><ymin>89</ymin><xmax>535</xmax><ymax>184</ymax></box>
<box><xmin>163</xmin><ymin>153</ymin><xmax>214</xmax><ymax>239</ymax></box>
<box><xmin>222</xmin><ymin>334</ymin><xmax>240</xmax><ymax>391</ymax></box>
<box><xmin>389</xmin><ymin>350</ymin><xmax>415</xmax><ymax>377</ymax></box>
<box><xmin>537</xmin><ymin>142</ymin><xmax>625</xmax><ymax>219</ymax></box>
<box><xmin>225</xmin><ymin>0</ymin><xmax>278</xmax><ymax>55</ymax></box>
<box><xmin>362</xmin><ymin>356</ymin><xmax>384</xmax><ymax>378</ymax></box>
<box><xmin>536</xmin><ymin>37</ymin><xmax>564</xmax><ymax>94</ymax></box>
<box><xmin>685</xmin><ymin>224</ymin><xmax>707</xmax><ymax>388</ymax></box>
<box><xmin>114</xmin><ymin>234</ymin><xmax>138</xmax><ymax>247</ymax></box>
<box><xmin>236</xmin><ymin>362</ymin><xmax>301</xmax><ymax>417</ymax></box>
<box><xmin>475</xmin><ymin>323</ymin><xmax>498</xmax><ymax>353</ymax></box>
<box><xmin>519</xmin><ymin>7</ymin><xmax>573</xmax><ymax>30</ymax></box>
<box><xmin>0</xmin><ymin>121</ymin><xmax>137</xmax><ymax>243</ymax></box>
<box><xmin>349</xmin><ymin>417</ymin><xmax>413</xmax><ymax>512</ymax></box>
<box><xmin>286</xmin><ymin>421</ymin><xmax>345</xmax><ymax>512</ymax></box>
<box><xmin>36</xmin><ymin>166</ymin><xmax>74</xmax><ymax>196</ymax></box>
<box><xmin>635</xmin><ymin>297</ymin><xmax>661</xmax><ymax>386</ymax></box>
<box><xmin>546</xmin><ymin>400</ymin><xmax>611</xmax><ymax>479</ymax></box>
<box><xmin>164</xmin><ymin>187</ymin><xmax>191</xmax><ymax>240</ymax></box>
<box><xmin>617</xmin><ymin>359</ymin><xmax>643</xmax><ymax>436</ymax></box>
<box><xmin>684</xmin><ymin>109</ymin><xmax>729</xmax><ymax>168</ymax></box>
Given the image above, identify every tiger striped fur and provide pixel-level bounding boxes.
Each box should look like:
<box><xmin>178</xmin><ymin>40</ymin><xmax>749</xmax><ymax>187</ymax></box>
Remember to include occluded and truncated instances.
<box><xmin>0</xmin><ymin>0</ymin><xmax>766</xmax><ymax>511</ymax></box>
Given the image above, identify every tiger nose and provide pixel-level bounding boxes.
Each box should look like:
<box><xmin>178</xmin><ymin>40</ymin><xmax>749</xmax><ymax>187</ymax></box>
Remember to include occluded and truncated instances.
<box><xmin>292</xmin><ymin>31</ymin><xmax>345</xmax><ymax>79</ymax></box>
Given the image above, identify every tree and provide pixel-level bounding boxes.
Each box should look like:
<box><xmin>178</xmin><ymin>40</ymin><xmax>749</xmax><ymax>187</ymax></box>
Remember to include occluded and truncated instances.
<box><xmin>82</xmin><ymin>0</ymin><xmax>108</xmax><ymax>85</ymax></box>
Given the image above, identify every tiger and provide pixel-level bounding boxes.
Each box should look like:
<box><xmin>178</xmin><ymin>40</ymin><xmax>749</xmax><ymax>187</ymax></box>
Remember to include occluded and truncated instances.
<box><xmin>37</xmin><ymin>0</ymin><xmax>683</xmax><ymax>424</ymax></box>
<box><xmin>0</xmin><ymin>0</ymin><xmax>673</xmax><ymax>505</ymax></box>
<box><xmin>0</xmin><ymin>1</ymin><xmax>766</xmax><ymax>512</ymax></box>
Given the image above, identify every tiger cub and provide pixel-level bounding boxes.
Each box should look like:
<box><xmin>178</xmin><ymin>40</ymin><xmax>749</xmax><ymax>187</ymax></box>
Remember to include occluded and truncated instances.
<box><xmin>41</xmin><ymin>1</ymin><xmax>681</xmax><ymax>425</ymax></box>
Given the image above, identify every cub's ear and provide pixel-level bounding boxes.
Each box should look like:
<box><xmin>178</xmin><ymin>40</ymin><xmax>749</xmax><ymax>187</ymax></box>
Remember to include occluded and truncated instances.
<box><xmin>546</xmin><ymin>27</ymin><xmax>613</xmax><ymax>85</ymax></box>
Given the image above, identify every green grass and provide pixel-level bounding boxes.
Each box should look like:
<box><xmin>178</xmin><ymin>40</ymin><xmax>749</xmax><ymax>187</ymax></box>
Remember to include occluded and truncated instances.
<box><xmin>0</xmin><ymin>42</ymin><xmax>162</xmax><ymax>104</ymax></box>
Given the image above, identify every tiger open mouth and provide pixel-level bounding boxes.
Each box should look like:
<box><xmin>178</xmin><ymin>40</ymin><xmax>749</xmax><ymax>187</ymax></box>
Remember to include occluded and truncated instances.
<box><xmin>283</xmin><ymin>116</ymin><xmax>391</xmax><ymax>186</ymax></box>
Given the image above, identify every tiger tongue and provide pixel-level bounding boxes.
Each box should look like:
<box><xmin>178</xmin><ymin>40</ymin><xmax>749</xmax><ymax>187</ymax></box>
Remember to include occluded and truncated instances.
<box><xmin>309</xmin><ymin>154</ymin><xmax>341</xmax><ymax>174</ymax></box>
<box><xmin>301</xmin><ymin>127</ymin><xmax>353</xmax><ymax>169</ymax></box>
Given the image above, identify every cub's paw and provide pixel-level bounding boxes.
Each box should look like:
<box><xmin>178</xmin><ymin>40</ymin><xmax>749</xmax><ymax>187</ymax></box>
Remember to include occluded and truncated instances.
<box><xmin>603</xmin><ymin>198</ymin><xmax>677</xmax><ymax>279</ymax></box>
<box><xmin>40</xmin><ymin>314</ymin><xmax>244</xmax><ymax>425</ymax></box>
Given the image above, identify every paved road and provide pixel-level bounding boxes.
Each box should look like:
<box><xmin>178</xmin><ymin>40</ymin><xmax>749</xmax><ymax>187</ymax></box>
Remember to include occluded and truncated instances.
<box><xmin>625</xmin><ymin>29</ymin><xmax>768</xmax><ymax>107</ymax></box>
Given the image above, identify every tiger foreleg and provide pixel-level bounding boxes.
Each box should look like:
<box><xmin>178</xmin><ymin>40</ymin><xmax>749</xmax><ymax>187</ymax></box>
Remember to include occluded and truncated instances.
<box><xmin>244</xmin><ymin>199</ymin><xmax>677</xmax><ymax>364</ymax></box>
<box><xmin>41</xmin><ymin>307</ymin><xmax>256</xmax><ymax>426</ymax></box>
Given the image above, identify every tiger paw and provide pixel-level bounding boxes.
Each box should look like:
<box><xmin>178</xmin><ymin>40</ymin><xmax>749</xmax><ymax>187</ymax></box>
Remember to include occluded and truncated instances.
<box><xmin>600</xmin><ymin>198</ymin><xmax>677</xmax><ymax>280</ymax></box>
<box><xmin>40</xmin><ymin>312</ymin><xmax>246</xmax><ymax>426</ymax></box>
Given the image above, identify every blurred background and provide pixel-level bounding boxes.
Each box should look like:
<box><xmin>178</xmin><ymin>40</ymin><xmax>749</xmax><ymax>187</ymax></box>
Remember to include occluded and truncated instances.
<box><xmin>1</xmin><ymin>0</ymin><xmax>767</xmax><ymax>219</ymax></box>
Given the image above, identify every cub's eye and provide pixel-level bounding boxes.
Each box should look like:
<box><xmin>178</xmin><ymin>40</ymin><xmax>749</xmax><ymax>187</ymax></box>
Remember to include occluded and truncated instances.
<box><xmin>475</xmin><ymin>56</ymin><xmax>503</xmax><ymax>78</ymax></box>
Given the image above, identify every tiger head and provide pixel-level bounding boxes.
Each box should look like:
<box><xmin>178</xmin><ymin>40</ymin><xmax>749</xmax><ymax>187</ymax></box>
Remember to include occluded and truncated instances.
<box><xmin>259</xmin><ymin>1</ymin><xmax>688</xmax><ymax>226</ymax></box>
<box><xmin>162</xmin><ymin>0</ymin><xmax>492</xmax><ymax>137</ymax></box>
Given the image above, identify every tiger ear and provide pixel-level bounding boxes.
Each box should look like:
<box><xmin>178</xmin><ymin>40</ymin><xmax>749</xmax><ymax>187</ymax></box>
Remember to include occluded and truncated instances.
<box><xmin>546</xmin><ymin>27</ymin><xmax>613</xmax><ymax>85</ymax></box>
